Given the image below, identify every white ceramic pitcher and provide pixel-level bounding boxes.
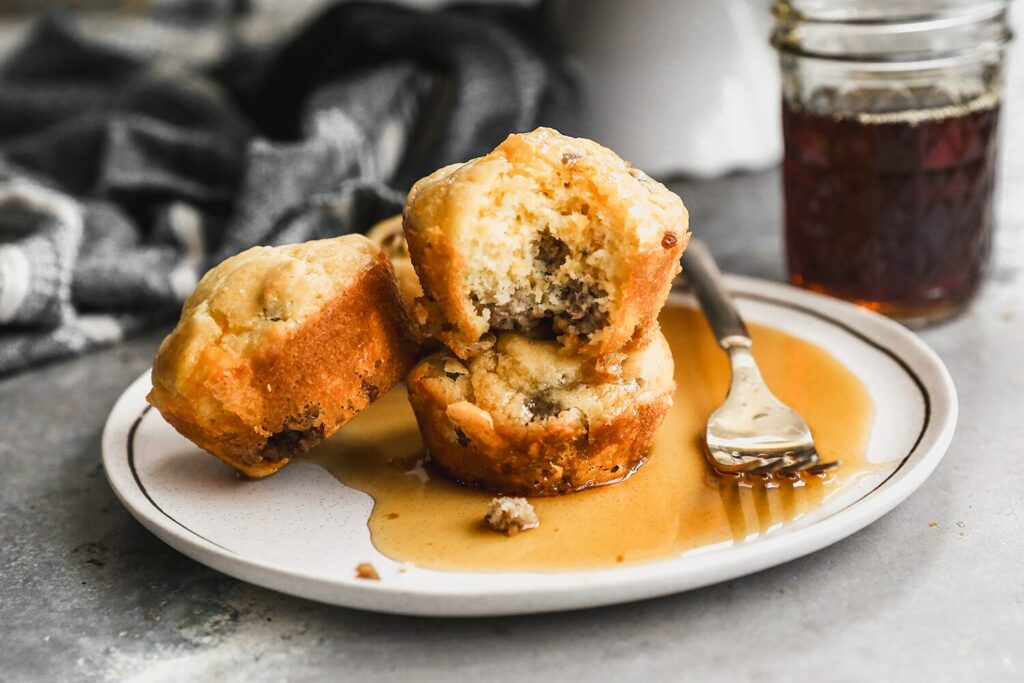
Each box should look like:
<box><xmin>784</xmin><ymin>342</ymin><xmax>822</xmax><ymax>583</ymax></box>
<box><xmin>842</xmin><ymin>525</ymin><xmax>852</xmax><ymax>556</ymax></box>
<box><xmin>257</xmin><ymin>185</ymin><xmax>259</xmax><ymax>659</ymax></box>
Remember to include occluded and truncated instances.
<box><xmin>552</xmin><ymin>0</ymin><xmax>781</xmax><ymax>178</ymax></box>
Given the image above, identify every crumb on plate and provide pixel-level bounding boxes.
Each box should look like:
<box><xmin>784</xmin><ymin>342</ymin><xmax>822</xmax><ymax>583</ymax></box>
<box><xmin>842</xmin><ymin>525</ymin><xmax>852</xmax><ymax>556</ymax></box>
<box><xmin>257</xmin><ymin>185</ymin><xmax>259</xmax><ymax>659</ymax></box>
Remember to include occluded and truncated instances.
<box><xmin>355</xmin><ymin>562</ymin><xmax>380</xmax><ymax>580</ymax></box>
<box><xmin>484</xmin><ymin>496</ymin><xmax>539</xmax><ymax>536</ymax></box>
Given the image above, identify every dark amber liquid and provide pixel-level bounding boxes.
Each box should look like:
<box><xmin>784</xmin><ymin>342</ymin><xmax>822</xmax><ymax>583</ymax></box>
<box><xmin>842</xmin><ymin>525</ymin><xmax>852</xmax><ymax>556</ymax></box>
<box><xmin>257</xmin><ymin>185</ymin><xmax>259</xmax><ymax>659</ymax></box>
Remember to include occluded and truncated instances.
<box><xmin>783</xmin><ymin>97</ymin><xmax>1000</xmax><ymax>324</ymax></box>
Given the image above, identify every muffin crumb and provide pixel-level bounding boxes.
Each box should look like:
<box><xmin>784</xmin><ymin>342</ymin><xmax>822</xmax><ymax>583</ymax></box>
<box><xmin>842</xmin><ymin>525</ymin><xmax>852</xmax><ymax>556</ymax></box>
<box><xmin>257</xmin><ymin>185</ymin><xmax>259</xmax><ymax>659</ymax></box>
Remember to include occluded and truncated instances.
<box><xmin>485</xmin><ymin>497</ymin><xmax>539</xmax><ymax>536</ymax></box>
<box><xmin>355</xmin><ymin>562</ymin><xmax>380</xmax><ymax>580</ymax></box>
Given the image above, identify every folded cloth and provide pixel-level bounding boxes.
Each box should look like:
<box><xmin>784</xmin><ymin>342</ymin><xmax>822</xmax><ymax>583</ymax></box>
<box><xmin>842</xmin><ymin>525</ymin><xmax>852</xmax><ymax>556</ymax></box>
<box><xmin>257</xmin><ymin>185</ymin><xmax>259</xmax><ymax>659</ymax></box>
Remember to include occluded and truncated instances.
<box><xmin>0</xmin><ymin>1</ymin><xmax>579</xmax><ymax>375</ymax></box>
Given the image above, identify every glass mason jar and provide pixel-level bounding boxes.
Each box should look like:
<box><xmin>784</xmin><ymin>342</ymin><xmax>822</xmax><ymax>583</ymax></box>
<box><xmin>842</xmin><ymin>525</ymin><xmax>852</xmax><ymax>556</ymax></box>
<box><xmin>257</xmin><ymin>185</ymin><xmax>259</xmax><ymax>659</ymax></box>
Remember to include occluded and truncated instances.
<box><xmin>772</xmin><ymin>1</ymin><xmax>1013</xmax><ymax>326</ymax></box>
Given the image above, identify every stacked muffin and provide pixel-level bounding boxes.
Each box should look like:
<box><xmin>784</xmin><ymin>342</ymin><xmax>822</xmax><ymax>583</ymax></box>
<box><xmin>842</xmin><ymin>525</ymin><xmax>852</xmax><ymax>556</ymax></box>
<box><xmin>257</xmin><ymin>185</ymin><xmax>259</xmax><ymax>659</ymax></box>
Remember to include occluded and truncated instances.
<box><xmin>147</xmin><ymin>127</ymin><xmax>689</xmax><ymax>494</ymax></box>
<box><xmin>401</xmin><ymin>128</ymin><xmax>689</xmax><ymax>495</ymax></box>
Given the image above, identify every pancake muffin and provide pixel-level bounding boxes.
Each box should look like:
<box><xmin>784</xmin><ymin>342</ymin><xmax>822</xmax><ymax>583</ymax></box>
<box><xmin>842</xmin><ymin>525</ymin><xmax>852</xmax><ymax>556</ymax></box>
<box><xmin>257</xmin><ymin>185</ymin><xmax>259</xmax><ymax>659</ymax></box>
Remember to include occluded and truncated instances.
<box><xmin>367</xmin><ymin>215</ymin><xmax>428</xmax><ymax>340</ymax></box>
<box><xmin>403</xmin><ymin>127</ymin><xmax>689</xmax><ymax>359</ymax></box>
<box><xmin>148</xmin><ymin>235</ymin><xmax>418</xmax><ymax>478</ymax></box>
<box><xmin>406</xmin><ymin>327</ymin><xmax>676</xmax><ymax>496</ymax></box>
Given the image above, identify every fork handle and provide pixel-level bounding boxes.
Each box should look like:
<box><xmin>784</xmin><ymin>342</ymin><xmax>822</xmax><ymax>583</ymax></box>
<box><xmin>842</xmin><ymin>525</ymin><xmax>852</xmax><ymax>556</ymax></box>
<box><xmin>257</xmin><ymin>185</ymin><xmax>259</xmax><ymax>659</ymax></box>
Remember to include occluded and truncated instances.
<box><xmin>681</xmin><ymin>239</ymin><xmax>751</xmax><ymax>350</ymax></box>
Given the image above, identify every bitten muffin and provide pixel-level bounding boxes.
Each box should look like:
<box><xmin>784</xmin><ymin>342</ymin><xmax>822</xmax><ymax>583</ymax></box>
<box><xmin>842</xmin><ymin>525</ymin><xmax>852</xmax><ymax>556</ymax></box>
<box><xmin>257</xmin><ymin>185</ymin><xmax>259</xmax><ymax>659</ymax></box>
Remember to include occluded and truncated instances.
<box><xmin>367</xmin><ymin>215</ymin><xmax>430</xmax><ymax>343</ymax></box>
<box><xmin>403</xmin><ymin>127</ymin><xmax>689</xmax><ymax>359</ymax></box>
<box><xmin>148</xmin><ymin>235</ymin><xmax>418</xmax><ymax>478</ymax></box>
<box><xmin>406</xmin><ymin>327</ymin><xmax>676</xmax><ymax>496</ymax></box>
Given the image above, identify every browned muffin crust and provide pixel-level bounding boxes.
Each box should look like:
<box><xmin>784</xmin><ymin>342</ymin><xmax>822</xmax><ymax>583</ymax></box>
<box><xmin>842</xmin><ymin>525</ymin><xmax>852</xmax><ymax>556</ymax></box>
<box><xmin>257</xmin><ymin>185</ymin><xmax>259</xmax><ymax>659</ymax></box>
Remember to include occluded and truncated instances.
<box><xmin>406</xmin><ymin>328</ymin><xmax>675</xmax><ymax>496</ymax></box>
<box><xmin>148</xmin><ymin>236</ymin><xmax>418</xmax><ymax>478</ymax></box>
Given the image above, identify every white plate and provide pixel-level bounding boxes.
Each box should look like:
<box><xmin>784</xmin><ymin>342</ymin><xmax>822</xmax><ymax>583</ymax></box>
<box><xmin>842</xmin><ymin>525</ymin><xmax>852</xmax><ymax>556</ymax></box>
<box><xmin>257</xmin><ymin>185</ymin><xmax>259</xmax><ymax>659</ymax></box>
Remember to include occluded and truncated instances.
<box><xmin>102</xmin><ymin>276</ymin><xmax>957</xmax><ymax>616</ymax></box>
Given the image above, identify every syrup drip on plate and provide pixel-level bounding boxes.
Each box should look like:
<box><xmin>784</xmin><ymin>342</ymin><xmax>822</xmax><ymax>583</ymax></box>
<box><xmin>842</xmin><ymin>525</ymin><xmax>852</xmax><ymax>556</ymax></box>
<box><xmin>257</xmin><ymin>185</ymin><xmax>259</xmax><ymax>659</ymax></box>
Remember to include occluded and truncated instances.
<box><xmin>303</xmin><ymin>307</ymin><xmax>879</xmax><ymax>572</ymax></box>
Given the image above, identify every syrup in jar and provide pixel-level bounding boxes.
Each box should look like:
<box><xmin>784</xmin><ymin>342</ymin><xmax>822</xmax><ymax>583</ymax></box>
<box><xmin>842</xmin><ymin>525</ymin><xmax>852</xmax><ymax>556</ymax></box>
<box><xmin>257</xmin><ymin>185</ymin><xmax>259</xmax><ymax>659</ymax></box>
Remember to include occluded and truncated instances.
<box><xmin>783</xmin><ymin>92</ymin><xmax>1001</xmax><ymax>322</ymax></box>
<box><xmin>772</xmin><ymin>1</ymin><xmax>1011</xmax><ymax>326</ymax></box>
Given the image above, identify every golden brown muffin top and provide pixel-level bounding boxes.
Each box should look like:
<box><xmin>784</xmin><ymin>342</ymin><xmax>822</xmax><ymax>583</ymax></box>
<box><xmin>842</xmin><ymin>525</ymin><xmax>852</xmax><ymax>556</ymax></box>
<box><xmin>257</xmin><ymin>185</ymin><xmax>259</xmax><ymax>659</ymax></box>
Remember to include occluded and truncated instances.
<box><xmin>407</xmin><ymin>127</ymin><xmax>686</xmax><ymax>258</ymax></box>
<box><xmin>153</xmin><ymin>235</ymin><xmax>382</xmax><ymax>397</ymax></box>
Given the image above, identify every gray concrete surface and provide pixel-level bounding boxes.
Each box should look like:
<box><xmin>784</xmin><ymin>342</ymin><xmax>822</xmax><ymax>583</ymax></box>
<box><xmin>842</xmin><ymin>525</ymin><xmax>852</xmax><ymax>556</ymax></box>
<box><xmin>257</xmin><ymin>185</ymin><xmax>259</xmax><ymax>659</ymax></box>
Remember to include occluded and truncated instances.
<box><xmin>3</xmin><ymin>35</ymin><xmax>1024</xmax><ymax>683</ymax></box>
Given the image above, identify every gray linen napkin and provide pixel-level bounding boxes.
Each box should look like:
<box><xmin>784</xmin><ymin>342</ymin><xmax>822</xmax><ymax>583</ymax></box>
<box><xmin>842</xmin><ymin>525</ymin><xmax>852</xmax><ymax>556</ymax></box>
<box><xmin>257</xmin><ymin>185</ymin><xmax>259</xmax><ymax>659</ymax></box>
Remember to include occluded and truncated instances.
<box><xmin>0</xmin><ymin>1</ymin><xmax>578</xmax><ymax>374</ymax></box>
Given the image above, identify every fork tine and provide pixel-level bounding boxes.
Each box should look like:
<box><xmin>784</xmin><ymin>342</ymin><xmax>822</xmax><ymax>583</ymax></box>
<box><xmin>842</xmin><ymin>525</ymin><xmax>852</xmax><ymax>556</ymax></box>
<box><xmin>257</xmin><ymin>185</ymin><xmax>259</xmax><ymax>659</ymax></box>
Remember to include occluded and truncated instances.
<box><xmin>777</xmin><ymin>450</ymin><xmax>820</xmax><ymax>475</ymax></box>
<box><xmin>709</xmin><ymin>446</ymin><xmax>835</xmax><ymax>477</ymax></box>
<box><xmin>744</xmin><ymin>453</ymin><xmax>803</xmax><ymax>475</ymax></box>
<box><xmin>779</xmin><ymin>453</ymin><xmax>842</xmax><ymax>475</ymax></box>
<box><xmin>806</xmin><ymin>459</ymin><xmax>842</xmax><ymax>474</ymax></box>
<box><xmin>734</xmin><ymin>447</ymin><xmax>822</xmax><ymax>476</ymax></box>
<box><xmin>745</xmin><ymin>460</ymin><xmax>789</xmax><ymax>475</ymax></box>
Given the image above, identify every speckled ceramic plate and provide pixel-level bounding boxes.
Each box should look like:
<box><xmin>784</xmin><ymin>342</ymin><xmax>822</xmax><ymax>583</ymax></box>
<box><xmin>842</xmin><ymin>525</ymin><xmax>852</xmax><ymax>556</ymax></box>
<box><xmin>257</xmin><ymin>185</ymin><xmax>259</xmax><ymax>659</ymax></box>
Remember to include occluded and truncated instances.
<box><xmin>102</xmin><ymin>276</ymin><xmax>957</xmax><ymax>616</ymax></box>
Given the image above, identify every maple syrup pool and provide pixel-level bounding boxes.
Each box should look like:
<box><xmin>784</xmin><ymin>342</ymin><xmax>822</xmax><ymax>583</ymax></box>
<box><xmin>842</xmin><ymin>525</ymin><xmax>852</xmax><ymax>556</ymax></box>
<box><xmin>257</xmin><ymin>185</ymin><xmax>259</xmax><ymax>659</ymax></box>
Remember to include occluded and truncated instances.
<box><xmin>302</xmin><ymin>306</ymin><xmax>879</xmax><ymax>572</ymax></box>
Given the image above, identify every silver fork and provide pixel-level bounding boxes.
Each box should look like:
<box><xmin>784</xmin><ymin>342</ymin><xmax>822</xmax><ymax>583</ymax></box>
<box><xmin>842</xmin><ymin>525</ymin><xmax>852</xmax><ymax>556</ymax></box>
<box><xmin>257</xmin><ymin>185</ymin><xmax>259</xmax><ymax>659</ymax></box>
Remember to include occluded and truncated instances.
<box><xmin>681</xmin><ymin>240</ymin><xmax>840</xmax><ymax>476</ymax></box>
